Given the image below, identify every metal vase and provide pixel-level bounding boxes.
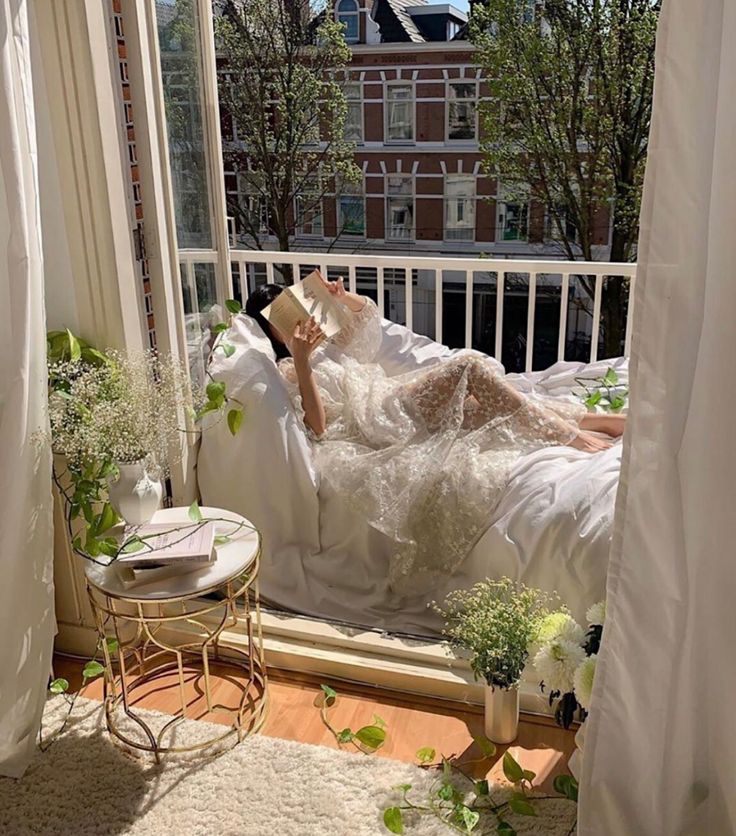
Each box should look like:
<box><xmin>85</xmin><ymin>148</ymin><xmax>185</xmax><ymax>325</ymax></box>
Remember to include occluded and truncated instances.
<box><xmin>484</xmin><ymin>684</ymin><xmax>520</xmax><ymax>744</ymax></box>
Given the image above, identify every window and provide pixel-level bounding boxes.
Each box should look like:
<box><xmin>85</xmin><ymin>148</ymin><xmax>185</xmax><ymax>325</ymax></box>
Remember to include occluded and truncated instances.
<box><xmin>545</xmin><ymin>204</ymin><xmax>580</xmax><ymax>246</ymax></box>
<box><xmin>386</xmin><ymin>176</ymin><xmax>414</xmax><ymax>240</ymax></box>
<box><xmin>338</xmin><ymin>180</ymin><xmax>365</xmax><ymax>236</ymax></box>
<box><xmin>386</xmin><ymin>83</ymin><xmax>414</xmax><ymax>143</ymax></box>
<box><xmin>295</xmin><ymin>179</ymin><xmax>323</xmax><ymax>237</ymax></box>
<box><xmin>445</xmin><ymin>175</ymin><xmax>476</xmax><ymax>241</ymax></box>
<box><xmin>337</xmin><ymin>0</ymin><xmax>359</xmax><ymax>43</ymax></box>
<box><xmin>447</xmin><ymin>81</ymin><xmax>477</xmax><ymax>141</ymax></box>
<box><xmin>344</xmin><ymin>82</ymin><xmax>363</xmax><ymax>143</ymax></box>
<box><xmin>498</xmin><ymin>200</ymin><xmax>529</xmax><ymax>242</ymax></box>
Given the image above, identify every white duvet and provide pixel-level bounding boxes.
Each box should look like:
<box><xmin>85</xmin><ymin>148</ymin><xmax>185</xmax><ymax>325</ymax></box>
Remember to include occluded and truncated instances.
<box><xmin>198</xmin><ymin>314</ymin><xmax>625</xmax><ymax>636</ymax></box>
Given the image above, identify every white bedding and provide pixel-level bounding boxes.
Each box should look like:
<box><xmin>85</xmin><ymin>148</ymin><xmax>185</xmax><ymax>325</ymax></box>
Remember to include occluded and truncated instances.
<box><xmin>197</xmin><ymin>314</ymin><xmax>625</xmax><ymax>636</ymax></box>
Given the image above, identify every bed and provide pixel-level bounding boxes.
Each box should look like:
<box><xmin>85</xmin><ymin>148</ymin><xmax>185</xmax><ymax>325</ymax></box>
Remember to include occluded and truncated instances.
<box><xmin>197</xmin><ymin>312</ymin><xmax>625</xmax><ymax>636</ymax></box>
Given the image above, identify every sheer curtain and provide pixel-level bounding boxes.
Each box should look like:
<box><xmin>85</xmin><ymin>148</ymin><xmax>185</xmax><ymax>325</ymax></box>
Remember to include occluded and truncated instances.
<box><xmin>0</xmin><ymin>0</ymin><xmax>55</xmax><ymax>778</ymax></box>
<box><xmin>579</xmin><ymin>0</ymin><xmax>736</xmax><ymax>833</ymax></box>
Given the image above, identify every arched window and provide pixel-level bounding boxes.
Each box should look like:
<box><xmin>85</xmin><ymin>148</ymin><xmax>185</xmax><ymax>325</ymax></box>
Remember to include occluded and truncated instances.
<box><xmin>337</xmin><ymin>0</ymin><xmax>360</xmax><ymax>43</ymax></box>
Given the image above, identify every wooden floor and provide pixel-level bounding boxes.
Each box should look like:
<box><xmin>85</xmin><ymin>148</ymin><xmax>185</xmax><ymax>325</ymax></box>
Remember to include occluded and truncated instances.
<box><xmin>53</xmin><ymin>653</ymin><xmax>575</xmax><ymax>793</ymax></box>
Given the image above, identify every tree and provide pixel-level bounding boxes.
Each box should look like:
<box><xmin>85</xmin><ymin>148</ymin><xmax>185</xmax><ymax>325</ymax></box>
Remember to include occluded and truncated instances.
<box><xmin>471</xmin><ymin>0</ymin><xmax>659</xmax><ymax>357</ymax></box>
<box><xmin>217</xmin><ymin>0</ymin><xmax>362</xmax><ymax>275</ymax></box>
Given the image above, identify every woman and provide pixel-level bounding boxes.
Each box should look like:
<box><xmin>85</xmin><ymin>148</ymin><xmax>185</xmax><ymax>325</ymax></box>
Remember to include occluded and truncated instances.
<box><xmin>245</xmin><ymin>275</ymin><xmax>624</xmax><ymax>593</ymax></box>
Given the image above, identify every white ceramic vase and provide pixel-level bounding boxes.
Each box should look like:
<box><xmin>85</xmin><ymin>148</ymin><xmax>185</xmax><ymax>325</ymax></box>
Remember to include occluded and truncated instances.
<box><xmin>484</xmin><ymin>684</ymin><xmax>520</xmax><ymax>744</ymax></box>
<box><xmin>108</xmin><ymin>461</ymin><xmax>162</xmax><ymax>525</ymax></box>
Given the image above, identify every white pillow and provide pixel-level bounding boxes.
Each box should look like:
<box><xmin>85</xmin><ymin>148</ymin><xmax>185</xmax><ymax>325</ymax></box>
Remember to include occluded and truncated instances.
<box><xmin>196</xmin><ymin>314</ymin><xmax>321</xmax><ymax>560</ymax></box>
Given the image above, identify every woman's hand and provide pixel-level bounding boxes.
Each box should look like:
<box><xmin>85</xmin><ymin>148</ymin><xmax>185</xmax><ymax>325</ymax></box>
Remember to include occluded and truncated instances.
<box><xmin>569</xmin><ymin>430</ymin><xmax>613</xmax><ymax>453</ymax></box>
<box><xmin>319</xmin><ymin>273</ymin><xmax>348</xmax><ymax>301</ymax></box>
<box><xmin>287</xmin><ymin>317</ymin><xmax>323</xmax><ymax>367</ymax></box>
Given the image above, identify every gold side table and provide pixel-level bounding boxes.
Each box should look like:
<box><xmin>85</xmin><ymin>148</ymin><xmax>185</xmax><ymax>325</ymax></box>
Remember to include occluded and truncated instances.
<box><xmin>84</xmin><ymin>506</ymin><xmax>267</xmax><ymax>761</ymax></box>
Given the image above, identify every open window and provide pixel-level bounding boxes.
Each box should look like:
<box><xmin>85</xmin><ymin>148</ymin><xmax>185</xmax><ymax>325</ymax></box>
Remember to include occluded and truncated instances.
<box><xmin>336</xmin><ymin>0</ymin><xmax>360</xmax><ymax>44</ymax></box>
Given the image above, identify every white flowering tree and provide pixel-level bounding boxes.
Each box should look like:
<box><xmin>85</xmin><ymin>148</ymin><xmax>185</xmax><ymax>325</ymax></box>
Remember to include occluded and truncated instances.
<box><xmin>217</xmin><ymin>0</ymin><xmax>362</xmax><ymax>273</ymax></box>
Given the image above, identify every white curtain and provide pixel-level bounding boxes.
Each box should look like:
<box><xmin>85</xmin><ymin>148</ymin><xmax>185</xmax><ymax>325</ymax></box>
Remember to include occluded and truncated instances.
<box><xmin>0</xmin><ymin>0</ymin><xmax>55</xmax><ymax>778</ymax></box>
<box><xmin>579</xmin><ymin>1</ymin><xmax>736</xmax><ymax>833</ymax></box>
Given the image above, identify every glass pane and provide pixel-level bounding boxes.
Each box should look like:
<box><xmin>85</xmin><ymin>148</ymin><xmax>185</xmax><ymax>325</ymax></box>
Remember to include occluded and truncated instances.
<box><xmin>156</xmin><ymin>0</ymin><xmax>213</xmax><ymax>248</ymax></box>
<box><xmin>180</xmin><ymin>262</ymin><xmax>218</xmax><ymax>389</ymax></box>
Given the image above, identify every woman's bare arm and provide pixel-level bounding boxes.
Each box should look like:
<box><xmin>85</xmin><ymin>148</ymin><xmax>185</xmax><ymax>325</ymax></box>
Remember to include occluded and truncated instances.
<box><xmin>287</xmin><ymin>318</ymin><xmax>327</xmax><ymax>437</ymax></box>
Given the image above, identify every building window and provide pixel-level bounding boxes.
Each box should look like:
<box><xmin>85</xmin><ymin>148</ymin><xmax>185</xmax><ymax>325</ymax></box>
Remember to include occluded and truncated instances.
<box><xmin>295</xmin><ymin>179</ymin><xmax>323</xmax><ymax>237</ymax></box>
<box><xmin>338</xmin><ymin>179</ymin><xmax>365</xmax><ymax>236</ymax></box>
<box><xmin>447</xmin><ymin>81</ymin><xmax>477</xmax><ymax>142</ymax></box>
<box><xmin>337</xmin><ymin>0</ymin><xmax>360</xmax><ymax>44</ymax></box>
<box><xmin>386</xmin><ymin>175</ymin><xmax>414</xmax><ymax>240</ymax></box>
<box><xmin>386</xmin><ymin>83</ymin><xmax>414</xmax><ymax>143</ymax></box>
<box><xmin>445</xmin><ymin>175</ymin><xmax>476</xmax><ymax>241</ymax></box>
<box><xmin>344</xmin><ymin>82</ymin><xmax>363</xmax><ymax>143</ymax></box>
<box><xmin>497</xmin><ymin>199</ymin><xmax>529</xmax><ymax>242</ymax></box>
<box><xmin>545</xmin><ymin>204</ymin><xmax>580</xmax><ymax>246</ymax></box>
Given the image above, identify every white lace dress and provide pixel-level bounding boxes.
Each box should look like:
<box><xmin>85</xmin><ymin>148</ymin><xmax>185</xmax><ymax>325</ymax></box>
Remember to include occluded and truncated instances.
<box><xmin>279</xmin><ymin>298</ymin><xmax>585</xmax><ymax>595</ymax></box>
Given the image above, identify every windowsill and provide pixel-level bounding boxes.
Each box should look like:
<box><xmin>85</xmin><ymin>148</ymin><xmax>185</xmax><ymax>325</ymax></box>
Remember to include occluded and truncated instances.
<box><xmin>384</xmin><ymin>140</ymin><xmax>416</xmax><ymax>146</ymax></box>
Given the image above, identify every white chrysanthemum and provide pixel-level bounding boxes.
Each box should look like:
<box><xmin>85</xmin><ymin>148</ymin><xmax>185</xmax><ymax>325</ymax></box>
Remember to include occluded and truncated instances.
<box><xmin>529</xmin><ymin>612</ymin><xmax>585</xmax><ymax>659</ymax></box>
<box><xmin>573</xmin><ymin>654</ymin><xmax>598</xmax><ymax>710</ymax></box>
<box><xmin>586</xmin><ymin>600</ymin><xmax>606</xmax><ymax>627</ymax></box>
<box><xmin>534</xmin><ymin>640</ymin><xmax>587</xmax><ymax>694</ymax></box>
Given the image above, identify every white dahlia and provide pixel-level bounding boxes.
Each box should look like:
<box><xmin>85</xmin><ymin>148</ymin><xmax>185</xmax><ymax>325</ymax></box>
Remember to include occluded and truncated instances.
<box><xmin>586</xmin><ymin>601</ymin><xmax>606</xmax><ymax>627</ymax></box>
<box><xmin>533</xmin><ymin>640</ymin><xmax>587</xmax><ymax>694</ymax></box>
<box><xmin>573</xmin><ymin>654</ymin><xmax>598</xmax><ymax>711</ymax></box>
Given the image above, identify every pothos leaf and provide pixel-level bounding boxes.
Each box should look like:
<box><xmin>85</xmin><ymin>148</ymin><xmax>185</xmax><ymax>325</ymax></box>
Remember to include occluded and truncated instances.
<box><xmin>66</xmin><ymin>329</ymin><xmax>81</xmax><ymax>361</ymax></box>
<box><xmin>49</xmin><ymin>678</ymin><xmax>69</xmax><ymax>695</ymax></box>
<box><xmin>105</xmin><ymin>637</ymin><xmax>119</xmax><ymax>654</ymax></box>
<box><xmin>502</xmin><ymin>751</ymin><xmax>525</xmax><ymax>784</ymax></box>
<box><xmin>188</xmin><ymin>501</ymin><xmax>203</xmax><ymax>523</ymax></box>
<box><xmin>82</xmin><ymin>661</ymin><xmax>105</xmax><ymax>680</ymax></box>
<box><xmin>455</xmin><ymin>805</ymin><xmax>480</xmax><ymax>832</ymax></box>
<box><xmin>320</xmin><ymin>683</ymin><xmax>337</xmax><ymax>703</ymax></box>
<box><xmin>214</xmin><ymin>535</ymin><xmax>231</xmax><ymax>546</ymax></box>
<box><xmin>508</xmin><ymin>796</ymin><xmax>536</xmax><ymax>816</ymax></box>
<box><xmin>354</xmin><ymin>724</ymin><xmax>386</xmax><ymax>750</ymax></box>
<box><xmin>553</xmin><ymin>774</ymin><xmax>579</xmax><ymax>802</ymax></box>
<box><xmin>227</xmin><ymin>407</ymin><xmax>244</xmax><ymax>436</ymax></box>
<box><xmin>497</xmin><ymin>822</ymin><xmax>516</xmax><ymax>835</ymax></box>
<box><xmin>383</xmin><ymin>806</ymin><xmax>404</xmax><ymax>834</ymax></box>
<box><xmin>475</xmin><ymin>779</ymin><xmax>490</xmax><ymax>796</ymax></box>
<box><xmin>225</xmin><ymin>299</ymin><xmax>242</xmax><ymax>315</ymax></box>
<box><xmin>336</xmin><ymin>728</ymin><xmax>354</xmax><ymax>744</ymax></box>
<box><xmin>416</xmin><ymin>746</ymin><xmax>436</xmax><ymax>764</ymax></box>
<box><xmin>472</xmin><ymin>733</ymin><xmax>497</xmax><ymax>758</ymax></box>
<box><xmin>220</xmin><ymin>343</ymin><xmax>236</xmax><ymax>358</ymax></box>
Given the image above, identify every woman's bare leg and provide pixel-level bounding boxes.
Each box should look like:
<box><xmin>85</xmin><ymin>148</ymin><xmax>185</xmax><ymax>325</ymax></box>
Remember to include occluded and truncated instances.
<box><xmin>580</xmin><ymin>413</ymin><xmax>626</xmax><ymax>438</ymax></box>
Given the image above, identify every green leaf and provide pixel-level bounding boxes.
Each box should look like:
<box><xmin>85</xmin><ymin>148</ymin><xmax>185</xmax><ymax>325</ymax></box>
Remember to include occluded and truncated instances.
<box><xmin>121</xmin><ymin>537</ymin><xmax>145</xmax><ymax>554</ymax></box>
<box><xmin>227</xmin><ymin>407</ymin><xmax>244</xmax><ymax>436</ymax></box>
<box><xmin>455</xmin><ymin>805</ymin><xmax>480</xmax><ymax>832</ymax></box>
<box><xmin>84</xmin><ymin>534</ymin><xmax>101</xmax><ymax>557</ymax></box>
<box><xmin>383</xmin><ymin>806</ymin><xmax>404</xmax><ymax>835</ymax></box>
<box><xmin>195</xmin><ymin>401</ymin><xmax>221</xmax><ymax>421</ymax></box>
<box><xmin>220</xmin><ymin>343</ymin><xmax>235</xmax><ymax>358</ymax></box>
<box><xmin>522</xmin><ymin>769</ymin><xmax>536</xmax><ymax>783</ymax></box>
<box><xmin>508</xmin><ymin>796</ymin><xmax>536</xmax><ymax>816</ymax></box>
<box><xmin>502</xmin><ymin>751</ymin><xmax>525</xmax><ymax>784</ymax></box>
<box><xmin>584</xmin><ymin>391</ymin><xmax>602</xmax><ymax>408</ymax></box>
<box><xmin>602</xmin><ymin>367</ymin><xmax>619</xmax><ymax>386</ymax></box>
<box><xmin>473</xmin><ymin>733</ymin><xmax>497</xmax><ymax>758</ymax></box>
<box><xmin>610</xmin><ymin>396</ymin><xmax>626</xmax><ymax>412</ymax></box>
<box><xmin>393</xmin><ymin>783</ymin><xmax>412</xmax><ymax>795</ymax></box>
<box><xmin>225</xmin><ymin>299</ymin><xmax>242</xmax><ymax>315</ymax></box>
<box><xmin>206</xmin><ymin>381</ymin><xmax>226</xmax><ymax>406</ymax></box>
<box><xmin>211</xmin><ymin>322</ymin><xmax>229</xmax><ymax>334</ymax></box>
<box><xmin>49</xmin><ymin>678</ymin><xmax>69</xmax><ymax>695</ymax></box>
<box><xmin>66</xmin><ymin>329</ymin><xmax>81</xmax><ymax>361</ymax></box>
<box><xmin>475</xmin><ymin>779</ymin><xmax>490</xmax><ymax>796</ymax></box>
<box><xmin>82</xmin><ymin>661</ymin><xmax>105</xmax><ymax>680</ymax></box>
<box><xmin>372</xmin><ymin>714</ymin><xmax>387</xmax><ymax>729</ymax></box>
<box><xmin>438</xmin><ymin>783</ymin><xmax>456</xmax><ymax>802</ymax></box>
<box><xmin>354</xmin><ymin>724</ymin><xmax>386</xmax><ymax>750</ymax></box>
<box><xmin>98</xmin><ymin>538</ymin><xmax>119</xmax><ymax>558</ymax></box>
<box><xmin>497</xmin><ymin>822</ymin><xmax>516</xmax><ymax>835</ymax></box>
<box><xmin>95</xmin><ymin>503</ymin><xmax>118</xmax><ymax>536</ymax></box>
<box><xmin>188</xmin><ymin>501</ymin><xmax>203</xmax><ymax>523</ymax></box>
<box><xmin>336</xmin><ymin>728</ymin><xmax>354</xmax><ymax>744</ymax></box>
<box><xmin>416</xmin><ymin>746</ymin><xmax>436</xmax><ymax>764</ymax></box>
<box><xmin>214</xmin><ymin>535</ymin><xmax>231</xmax><ymax>546</ymax></box>
<box><xmin>105</xmin><ymin>637</ymin><xmax>119</xmax><ymax>654</ymax></box>
<box><xmin>553</xmin><ymin>774</ymin><xmax>579</xmax><ymax>802</ymax></box>
<box><xmin>320</xmin><ymin>684</ymin><xmax>337</xmax><ymax>703</ymax></box>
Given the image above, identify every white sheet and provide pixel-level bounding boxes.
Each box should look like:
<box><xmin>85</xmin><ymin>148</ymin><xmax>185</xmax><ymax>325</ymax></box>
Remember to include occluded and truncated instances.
<box><xmin>198</xmin><ymin>317</ymin><xmax>625</xmax><ymax>636</ymax></box>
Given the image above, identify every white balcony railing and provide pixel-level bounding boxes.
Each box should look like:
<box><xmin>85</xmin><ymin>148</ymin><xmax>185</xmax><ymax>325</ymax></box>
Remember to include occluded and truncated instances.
<box><xmin>179</xmin><ymin>250</ymin><xmax>637</xmax><ymax>374</ymax></box>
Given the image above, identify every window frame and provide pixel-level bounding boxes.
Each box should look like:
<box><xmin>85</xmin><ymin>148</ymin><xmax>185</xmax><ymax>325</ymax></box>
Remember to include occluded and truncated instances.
<box><xmin>343</xmin><ymin>81</ymin><xmax>364</xmax><ymax>144</ymax></box>
<box><xmin>336</xmin><ymin>0</ymin><xmax>360</xmax><ymax>44</ymax></box>
<box><xmin>337</xmin><ymin>177</ymin><xmax>366</xmax><ymax>238</ymax></box>
<box><xmin>446</xmin><ymin>79</ymin><xmax>478</xmax><ymax>144</ymax></box>
<box><xmin>496</xmin><ymin>197</ymin><xmax>531</xmax><ymax>243</ymax></box>
<box><xmin>384</xmin><ymin>81</ymin><xmax>416</xmax><ymax>145</ymax></box>
<box><xmin>385</xmin><ymin>174</ymin><xmax>415</xmax><ymax>241</ymax></box>
<box><xmin>444</xmin><ymin>174</ymin><xmax>477</xmax><ymax>243</ymax></box>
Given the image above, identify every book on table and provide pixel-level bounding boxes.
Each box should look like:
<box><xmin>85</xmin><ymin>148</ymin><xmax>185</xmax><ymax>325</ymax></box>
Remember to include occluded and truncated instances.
<box><xmin>260</xmin><ymin>270</ymin><xmax>351</xmax><ymax>343</ymax></box>
<box><xmin>117</xmin><ymin>521</ymin><xmax>216</xmax><ymax>570</ymax></box>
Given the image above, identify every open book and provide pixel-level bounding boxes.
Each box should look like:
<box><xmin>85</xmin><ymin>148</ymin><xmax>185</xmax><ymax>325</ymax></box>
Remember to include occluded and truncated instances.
<box><xmin>261</xmin><ymin>270</ymin><xmax>351</xmax><ymax>343</ymax></box>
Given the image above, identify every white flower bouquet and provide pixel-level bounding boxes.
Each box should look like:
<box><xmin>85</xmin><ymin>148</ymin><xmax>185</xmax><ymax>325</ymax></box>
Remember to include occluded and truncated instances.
<box><xmin>531</xmin><ymin>601</ymin><xmax>605</xmax><ymax>727</ymax></box>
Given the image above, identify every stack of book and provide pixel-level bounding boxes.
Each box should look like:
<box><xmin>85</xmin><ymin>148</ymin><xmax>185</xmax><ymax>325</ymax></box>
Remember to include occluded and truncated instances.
<box><xmin>115</xmin><ymin>522</ymin><xmax>216</xmax><ymax>589</ymax></box>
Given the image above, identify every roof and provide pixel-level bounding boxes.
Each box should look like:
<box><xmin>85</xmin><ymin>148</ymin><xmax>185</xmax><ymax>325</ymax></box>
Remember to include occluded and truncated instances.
<box><xmin>385</xmin><ymin>0</ymin><xmax>429</xmax><ymax>43</ymax></box>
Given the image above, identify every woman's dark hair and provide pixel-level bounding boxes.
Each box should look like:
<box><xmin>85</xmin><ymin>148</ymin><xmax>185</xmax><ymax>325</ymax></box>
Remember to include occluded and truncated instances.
<box><xmin>244</xmin><ymin>283</ymin><xmax>290</xmax><ymax>361</ymax></box>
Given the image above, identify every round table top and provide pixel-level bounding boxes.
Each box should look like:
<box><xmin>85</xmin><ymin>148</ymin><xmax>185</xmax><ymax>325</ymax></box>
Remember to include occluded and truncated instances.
<box><xmin>84</xmin><ymin>507</ymin><xmax>260</xmax><ymax>601</ymax></box>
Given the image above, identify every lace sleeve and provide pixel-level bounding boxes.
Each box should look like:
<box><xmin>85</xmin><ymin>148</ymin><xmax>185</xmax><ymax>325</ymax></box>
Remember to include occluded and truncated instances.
<box><xmin>529</xmin><ymin>394</ymin><xmax>587</xmax><ymax>427</ymax></box>
<box><xmin>278</xmin><ymin>359</ymin><xmax>319</xmax><ymax>442</ymax></box>
<box><xmin>330</xmin><ymin>297</ymin><xmax>382</xmax><ymax>363</ymax></box>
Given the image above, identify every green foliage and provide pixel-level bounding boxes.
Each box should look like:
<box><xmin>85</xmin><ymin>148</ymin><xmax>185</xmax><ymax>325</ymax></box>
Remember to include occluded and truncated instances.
<box><xmin>472</xmin><ymin>734</ymin><xmax>497</xmax><ymax>759</ymax></box>
<box><xmin>318</xmin><ymin>684</ymin><xmax>386</xmax><ymax>753</ymax></box>
<box><xmin>49</xmin><ymin>678</ymin><xmax>69</xmax><ymax>695</ymax></box>
<box><xmin>188</xmin><ymin>500</ymin><xmax>204</xmax><ymax>523</ymax></box>
<box><xmin>554</xmin><ymin>774</ymin><xmax>579</xmax><ymax>802</ymax></box>
<box><xmin>82</xmin><ymin>661</ymin><xmax>105</xmax><ymax>680</ymax></box>
<box><xmin>416</xmin><ymin>746</ymin><xmax>436</xmax><ymax>764</ymax></box>
<box><xmin>502</xmin><ymin>751</ymin><xmax>525</xmax><ymax>784</ymax></box>
<box><xmin>383</xmin><ymin>807</ymin><xmax>404</xmax><ymax>834</ymax></box>
<box><xmin>576</xmin><ymin>366</ymin><xmax>628</xmax><ymax>412</ymax></box>
<box><xmin>436</xmin><ymin>578</ymin><xmax>555</xmax><ymax>689</ymax></box>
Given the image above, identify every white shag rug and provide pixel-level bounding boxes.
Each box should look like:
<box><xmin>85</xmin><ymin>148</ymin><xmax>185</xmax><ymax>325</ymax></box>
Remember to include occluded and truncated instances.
<box><xmin>0</xmin><ymin>697</ymin><xmax>576</xmax><ymax>835</ymax></box>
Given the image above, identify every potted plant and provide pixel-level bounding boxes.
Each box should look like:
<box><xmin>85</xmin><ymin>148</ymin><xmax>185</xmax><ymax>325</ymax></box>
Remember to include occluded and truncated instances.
<box><xmin>436</xmin><ymin>578</ymin><xmax>552</xmax><ymax>744</ymax></box>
